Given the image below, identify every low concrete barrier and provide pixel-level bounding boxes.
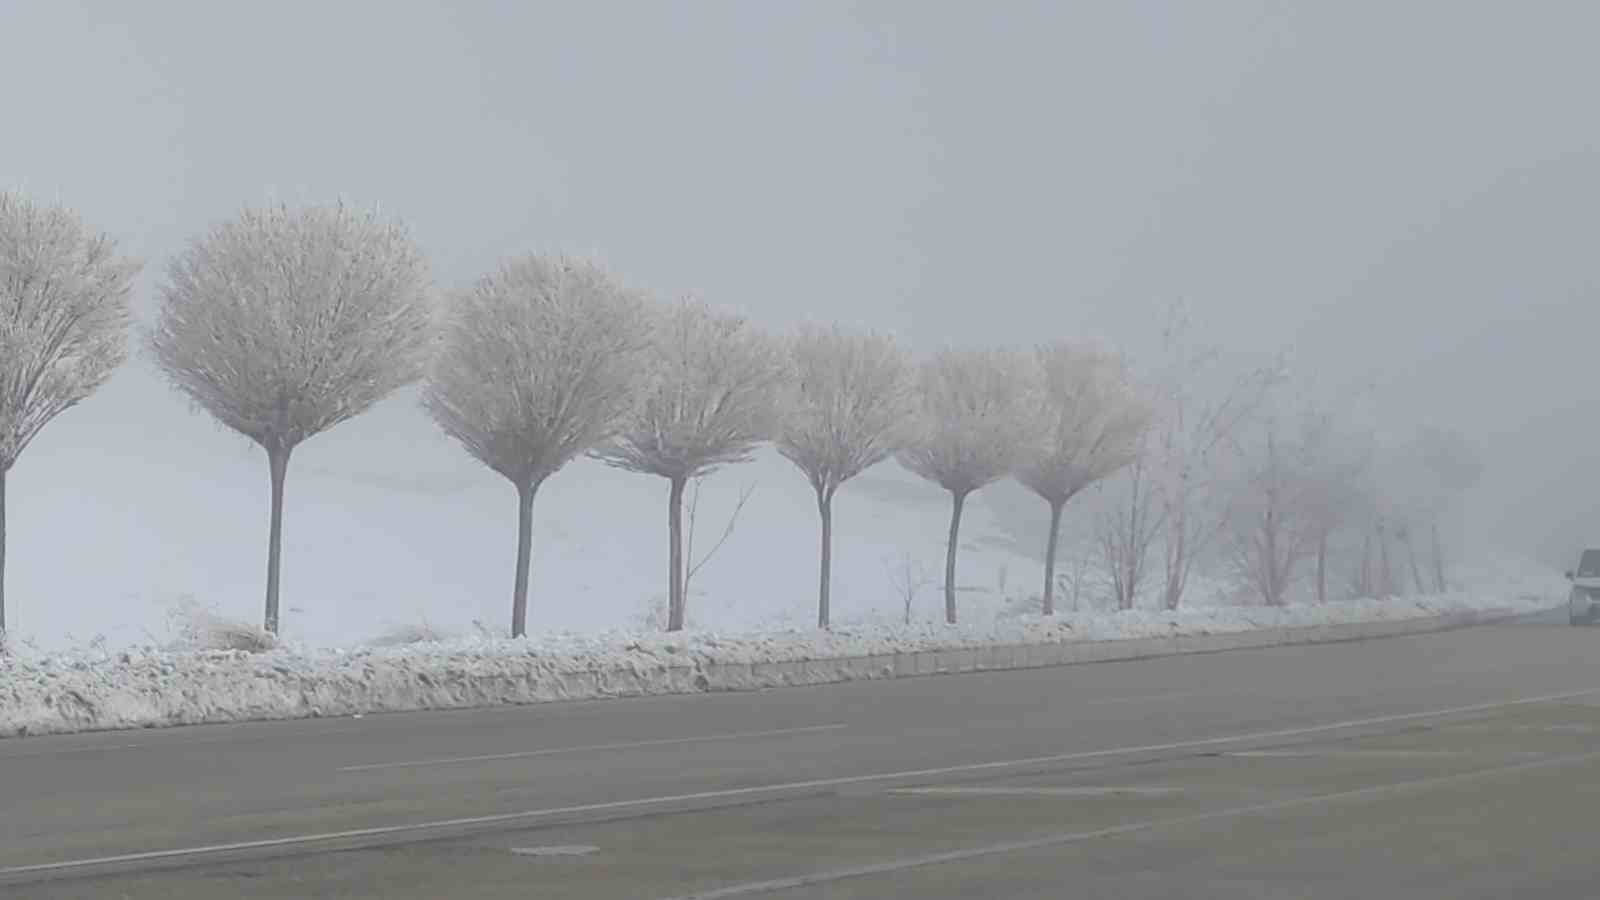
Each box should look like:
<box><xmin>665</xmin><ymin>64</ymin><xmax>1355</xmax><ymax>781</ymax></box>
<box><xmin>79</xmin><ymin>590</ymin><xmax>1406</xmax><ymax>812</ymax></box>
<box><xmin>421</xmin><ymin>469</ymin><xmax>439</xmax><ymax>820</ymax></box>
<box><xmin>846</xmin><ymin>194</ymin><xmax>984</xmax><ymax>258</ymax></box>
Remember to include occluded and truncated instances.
<box><xmin>700</xmin><ymin>606</ymin><xmax>1518</xmax><ymax>694</ymax></box>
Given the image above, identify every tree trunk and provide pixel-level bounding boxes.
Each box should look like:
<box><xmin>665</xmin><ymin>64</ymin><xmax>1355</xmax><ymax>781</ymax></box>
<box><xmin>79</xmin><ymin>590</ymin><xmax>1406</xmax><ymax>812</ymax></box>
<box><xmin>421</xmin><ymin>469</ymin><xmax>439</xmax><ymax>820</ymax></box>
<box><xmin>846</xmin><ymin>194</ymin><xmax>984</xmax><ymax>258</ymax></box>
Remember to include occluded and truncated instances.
<box><xmin>1430</xmin><ymin>522</ymin><xmax>1446</xmax><ymax>593</ymax></box>
<box><xmin>667</xmin><ymin>475</ymin><xmax>687</xmax><ymax>632</ymax></box>
<box><xmin>263</xmin><ymin>446</ymin><xmax>292</xmax><ymax>635</ymax></box>
<box><xmin>1404</xmin><ymin>533</ymin><xmax>1426</xmax><ymax>595</ymax></box>
<box><xmin>1357</xmin><ymin>530</ymin><xmax>1373</xmax><ymax>598</ymax></box>
<box><xmin>1072</xmin><ymin>548</ymin><xmax>1085</xmax><ymax>612</ymax></box>
<box><xmin>1041</xmin><ymin>498</ymin><xmax>1064</xmax><ymax>616</ymax></box>
<box><xmin>1377</xmin><ymin>522</ymin><xmax>1393</xmax><ymax>599</ymax></box>
<box><xmin>1316</xmin><ymin>534</ymin><xmax>1328</xmax><ymax>605</ymax></box>
<box><xmin>510</xmin><ymin>480</ymin><xmax>538</xmax><ymax>638</ymax></box>
<box><xmin>0</xmin><ymin>467</ymin><xmax>7</xmax><ymax>636</ymax></box>
<box><xmin>1164</xmin><ymin>506</ymin><xmax>1186</xmax><ymax>611</ymax></box>
<box><xmin>1264</xmin><ymin>505</ymin><xmax>1279</xmax><ymax>607</ymax></box>
<box><xmin>816</xmin><ymin>489</ymin><xmax>833</xmax><ymax>629</ymax></box>
<box><xmin>1118</xmin><ymin>475</ymin><xmax>1140</xmax><ymax>611</ymax></box>
<box><xmin>943</xmin><ymin>490</ymin><xmax>968</xmax><ymax>625</ymax></box>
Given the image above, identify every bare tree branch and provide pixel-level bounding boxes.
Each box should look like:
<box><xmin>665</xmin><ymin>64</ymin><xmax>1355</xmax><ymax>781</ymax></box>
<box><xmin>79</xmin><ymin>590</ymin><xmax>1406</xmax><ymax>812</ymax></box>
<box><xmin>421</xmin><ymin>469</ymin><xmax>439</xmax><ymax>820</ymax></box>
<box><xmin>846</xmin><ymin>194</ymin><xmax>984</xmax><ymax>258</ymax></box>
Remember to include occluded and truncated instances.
<box><xmin>683</xmin><ymin>478</ymin><xmax>756</xmax><ymax>599</ymax></box>
<box><xmin>593</xmin><ymin>298</ymin><xmax>785</xmax><ymax>631</ymax></box>
<box><xmin>1094</xmin><ymin>450</ymin><xmax>1166</xmax><ymax>610</ymax></box>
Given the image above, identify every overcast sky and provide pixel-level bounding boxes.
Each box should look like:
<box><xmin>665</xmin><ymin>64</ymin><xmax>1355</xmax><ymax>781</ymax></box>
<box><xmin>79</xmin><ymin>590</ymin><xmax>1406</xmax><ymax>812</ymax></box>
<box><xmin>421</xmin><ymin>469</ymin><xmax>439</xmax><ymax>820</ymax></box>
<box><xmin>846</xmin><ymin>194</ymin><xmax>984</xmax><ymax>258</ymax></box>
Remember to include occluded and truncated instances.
<box><xmin>3</xmin><ymin>1</ymin><xmax>1597</xmax><ymax>642</ymax></box>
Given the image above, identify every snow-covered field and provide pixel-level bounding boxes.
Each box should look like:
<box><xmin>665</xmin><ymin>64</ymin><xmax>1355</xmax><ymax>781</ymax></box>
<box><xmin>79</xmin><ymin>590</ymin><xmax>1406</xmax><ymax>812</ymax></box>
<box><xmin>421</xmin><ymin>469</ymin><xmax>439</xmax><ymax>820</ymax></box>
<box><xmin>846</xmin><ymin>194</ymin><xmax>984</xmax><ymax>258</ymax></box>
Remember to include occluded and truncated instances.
<box><xmin>11</xmin><ymin>424</ymin><xmax>1059</xmax><ymax>651</ymax></box>
<box><xmin>10</xmin><ymin>378</ymin><xmax>1562</xmax><ymax>649</ymax></box>
<box><xmin>3</xmin><ymin>399</ymin><xmax>1570</xmax><ymax>739</ymax></box>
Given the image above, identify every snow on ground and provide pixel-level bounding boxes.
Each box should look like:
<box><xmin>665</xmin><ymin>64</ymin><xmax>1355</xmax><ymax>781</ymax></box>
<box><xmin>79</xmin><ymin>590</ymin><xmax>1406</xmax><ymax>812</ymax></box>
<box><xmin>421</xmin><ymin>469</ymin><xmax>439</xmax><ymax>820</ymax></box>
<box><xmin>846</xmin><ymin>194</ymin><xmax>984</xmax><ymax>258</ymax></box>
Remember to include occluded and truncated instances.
<box><xmin>0</xmin><ymin>587</ymin><xmax>1560</xmax><ymax>739</ymax></box>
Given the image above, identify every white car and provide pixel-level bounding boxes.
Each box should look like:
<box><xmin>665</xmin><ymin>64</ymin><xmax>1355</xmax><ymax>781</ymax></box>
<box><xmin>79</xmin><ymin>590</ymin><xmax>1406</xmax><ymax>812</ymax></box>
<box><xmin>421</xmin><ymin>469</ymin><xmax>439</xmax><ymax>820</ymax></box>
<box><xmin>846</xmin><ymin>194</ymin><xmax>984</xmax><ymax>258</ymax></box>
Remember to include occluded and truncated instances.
<box><xmin>1566</xmin><ymin>549</ymin><xmax>1600</xmax><ymax>625</ymax></box>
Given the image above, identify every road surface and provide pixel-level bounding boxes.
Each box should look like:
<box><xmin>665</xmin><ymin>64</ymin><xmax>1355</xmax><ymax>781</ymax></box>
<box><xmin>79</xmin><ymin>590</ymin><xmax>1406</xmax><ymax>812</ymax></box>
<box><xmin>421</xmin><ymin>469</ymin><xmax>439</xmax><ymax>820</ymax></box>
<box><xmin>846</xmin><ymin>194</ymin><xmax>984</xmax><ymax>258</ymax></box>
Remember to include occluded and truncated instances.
<box><xmin>3</xmin><ymin>609</ymin><xmax>1598</xmax><ymax>898</ymax></box>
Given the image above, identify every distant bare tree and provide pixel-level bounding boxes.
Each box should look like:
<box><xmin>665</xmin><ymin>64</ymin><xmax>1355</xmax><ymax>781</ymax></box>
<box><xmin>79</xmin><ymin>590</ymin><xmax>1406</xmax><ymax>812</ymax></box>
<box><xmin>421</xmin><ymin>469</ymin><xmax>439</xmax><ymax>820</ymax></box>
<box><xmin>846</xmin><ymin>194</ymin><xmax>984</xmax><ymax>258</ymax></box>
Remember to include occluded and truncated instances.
<box><xmin>884</xmin><ymin>551</ymin><xmax>934</xmax><ymax>625</ymax></box>
<box><xmin>1014</xmin><ymin>341</ymin><xmax>1150</xmax><ymax>615</ymax></box>
<box><xmin>1095</xmin><ymin>450</ymin><xmax>1164</xmax><ymax>610</ymax></box>
<box><xmin>594</xmin><ymin>299</ymin><xmax>785</xmax><ymax>632</ymax></box>
<box><xmin>1365</xmin><ymin>424</ymin><xmax>1479</xmax><ymax>599</ymax></box>
<box><xmin>1147</xmin><ymin>304</ymin><xmax>1281</xmax><ymax>610</ymax></box>
<box><xmin>1377</xmin><ymin>516</ymin><xmax>1398</xmax><ymax>598</ymax></box>
<box><xmin>0</xmin><ymin>192</ymin><xmax>139</xmax><ymax>634</ymax></box>
<box><xmin>1223</xmin><ymin>410</ymin><xmax>1312</xmax><ymax>607</ymax></box>
<box><xmin>1415</xmin><ymin>426</ymin><xmax>1482</xmax><ymax>593</ymax></box>
<box><xmin>152</xmin><ymin>203</ymin><xmax>432</xmax><ymax>634</ymax></box>
<box><xmin>776</xmin><ymin>325</ymin><xmax>911</xmax><ymax>628</ymax></box>
<box><xmin>1349</xmin><ymin>523</ymin><xmax>1379</xmax><ymax>600</ymax></box>
<box><xmin>424</xmin><ymin>254</ymin><xmax>651</xmax><ymax>637</ymax></box>
<box><xmin>897</xmin><ymin>348</ymin><xmax>1033</xmax><ymax>624</ymax></box>
<box><xmin>1293</xmin><ymin>400</ymin><xmax>1372</xmax><ymax>604</ymax></box>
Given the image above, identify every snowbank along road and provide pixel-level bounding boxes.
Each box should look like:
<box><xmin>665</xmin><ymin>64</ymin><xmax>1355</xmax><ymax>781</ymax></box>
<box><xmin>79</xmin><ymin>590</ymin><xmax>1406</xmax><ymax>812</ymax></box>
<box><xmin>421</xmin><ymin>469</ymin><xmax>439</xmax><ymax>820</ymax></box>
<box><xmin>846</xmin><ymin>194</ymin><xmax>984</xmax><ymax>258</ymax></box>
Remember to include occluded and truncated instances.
<box><xmin>0</xmin><ymin>592</ymin><xmax>1547</xmax><ymax>738</ymax></box>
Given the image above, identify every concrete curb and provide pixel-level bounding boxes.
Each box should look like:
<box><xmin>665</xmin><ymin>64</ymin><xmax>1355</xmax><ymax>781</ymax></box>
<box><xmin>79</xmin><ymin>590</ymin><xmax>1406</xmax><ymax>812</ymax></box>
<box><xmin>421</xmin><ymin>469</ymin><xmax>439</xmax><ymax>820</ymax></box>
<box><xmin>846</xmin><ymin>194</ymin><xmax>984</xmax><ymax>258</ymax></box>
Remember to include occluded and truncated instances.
<box><xmin>690</xmin><ymin>607</ymin><xmax>1519</xmax><ymax>694</ymax></box>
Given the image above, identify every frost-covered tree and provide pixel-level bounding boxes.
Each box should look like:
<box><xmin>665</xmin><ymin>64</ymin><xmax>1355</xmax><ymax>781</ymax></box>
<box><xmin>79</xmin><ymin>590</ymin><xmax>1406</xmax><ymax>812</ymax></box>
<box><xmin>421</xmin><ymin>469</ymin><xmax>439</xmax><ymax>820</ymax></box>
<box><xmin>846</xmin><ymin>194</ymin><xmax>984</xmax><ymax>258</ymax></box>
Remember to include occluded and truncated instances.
<box><xmin>0</xmin><ymin>192</ymin><xmax>139</xmax><ymax>634</ymax></box>
<box><xmin>776</xmin><ymin>324</ymin><xmax>911</xmax><ymax>628</ymax></box>
<box><xmin>424</xmin><ymin>255</ymin><xmax>651</xmax><ymax>637</ymax></box>
<box><xmin>898</xmin><ymin>348</ymin><xmax>1033</xmax><ymax>625</ymax></box>
<box><xmin>1014</xmin><ymin>341</ymin><xmax>1149</xmax><ymax>615</ymax></box>
<box><xmin>593</xmin><ymin>299</ymin><xmax>785</xmax><ymax>632</ymax></box>
<box><xmin>152</xmin><ymin>203</ymin><xmax>432</xmax><ymax>634</ymax></box>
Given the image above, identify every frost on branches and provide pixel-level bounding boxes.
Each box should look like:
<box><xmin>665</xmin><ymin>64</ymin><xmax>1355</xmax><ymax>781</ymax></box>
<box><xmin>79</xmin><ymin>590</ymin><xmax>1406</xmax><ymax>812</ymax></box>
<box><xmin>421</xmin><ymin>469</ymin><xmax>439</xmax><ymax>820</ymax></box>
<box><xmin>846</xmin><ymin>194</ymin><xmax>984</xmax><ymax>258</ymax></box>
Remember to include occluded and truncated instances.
<box><xmin>0</xmin><ymin>191</ymin><xmax>139</xmax><ymax>635</ymax></box>
<box><xmin>424</xmin><ymin>254</ymin><xmax>652</xmax><ymax>637</ymax></box>
<box><xmin>151</xmin><ymin>203</ymin><xmax>433</xmax><ymax>634</ymax></box>
<box><xmin>1014</xmin><ymin>341</ymin><xmax>1150</xmax><ymax>615</ymax></box>
<box><xmin>776</xmin><ymin>324</ymin><xmax>912</xmax><ymax>628</ymax></box>
<box><xmin>593</xmin><ymin>299</ymin><xmax>786</xmax><ymax>632</ymax></box>
<box><xmin>897</xmin><ymin>347</ymin><xmax>1033</xmax><ymax>625</ymax></box>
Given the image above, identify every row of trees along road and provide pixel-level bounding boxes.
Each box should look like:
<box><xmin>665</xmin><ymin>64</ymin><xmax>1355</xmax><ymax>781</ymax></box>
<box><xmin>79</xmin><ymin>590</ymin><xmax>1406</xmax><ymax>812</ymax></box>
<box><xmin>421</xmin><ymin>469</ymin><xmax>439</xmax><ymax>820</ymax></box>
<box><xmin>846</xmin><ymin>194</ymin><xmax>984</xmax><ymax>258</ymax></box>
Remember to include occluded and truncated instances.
<box><xmin>0</xmin><ymin>194</ymin><xmax>1481</xmax><ymax>639</ymax></box>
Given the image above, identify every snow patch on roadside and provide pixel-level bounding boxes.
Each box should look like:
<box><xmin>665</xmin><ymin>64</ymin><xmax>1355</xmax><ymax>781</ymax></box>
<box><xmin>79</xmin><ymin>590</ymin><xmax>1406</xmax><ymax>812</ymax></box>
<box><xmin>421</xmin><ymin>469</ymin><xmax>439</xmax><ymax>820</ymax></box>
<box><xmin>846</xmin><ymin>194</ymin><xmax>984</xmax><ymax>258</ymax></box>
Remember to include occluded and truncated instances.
<box><xmin>0</xmin><ymin>589</ymin><xmax>1559</xmax><ymax>740</ymax></box>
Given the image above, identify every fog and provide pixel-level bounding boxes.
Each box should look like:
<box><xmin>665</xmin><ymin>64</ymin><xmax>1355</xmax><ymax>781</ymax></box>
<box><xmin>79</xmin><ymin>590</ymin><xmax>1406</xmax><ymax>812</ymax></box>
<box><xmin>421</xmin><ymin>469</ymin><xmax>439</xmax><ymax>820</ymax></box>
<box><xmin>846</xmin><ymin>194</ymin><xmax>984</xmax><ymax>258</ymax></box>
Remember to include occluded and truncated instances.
<box><xmin>3</xmin><ymin>0</ymin><xmax>1596</xmax><ymax>646</ymax></box>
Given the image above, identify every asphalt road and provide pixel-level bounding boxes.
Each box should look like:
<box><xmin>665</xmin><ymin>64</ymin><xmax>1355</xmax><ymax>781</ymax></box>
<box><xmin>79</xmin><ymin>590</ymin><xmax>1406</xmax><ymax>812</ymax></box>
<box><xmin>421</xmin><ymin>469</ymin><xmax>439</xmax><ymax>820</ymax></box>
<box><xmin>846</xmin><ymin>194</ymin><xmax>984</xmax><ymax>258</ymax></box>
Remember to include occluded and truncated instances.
<box><xmin>3</xmin><ymin>608</ymin><xmax>1598</xmax><ymax>898</ymax></box>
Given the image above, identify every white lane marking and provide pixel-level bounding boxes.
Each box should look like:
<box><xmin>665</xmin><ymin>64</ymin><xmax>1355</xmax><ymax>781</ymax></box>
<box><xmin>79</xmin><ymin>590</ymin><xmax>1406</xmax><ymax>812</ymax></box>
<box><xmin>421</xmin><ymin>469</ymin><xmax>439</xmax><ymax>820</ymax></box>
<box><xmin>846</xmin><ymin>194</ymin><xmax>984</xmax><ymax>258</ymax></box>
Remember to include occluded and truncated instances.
<box><xmin>1452</xmin><ymin>723</ymin><xmax>1600</xmax><ymax>734</ymax></box>
<box><xmin>0</xmin><ymin>743</ymin><xmax>144</xmax><ymax>760</ymax></box>
<box><xmin>509</xmin><ymin>845</ymin><xmax>599</xmax><ymax>857</ymax></box>
<box><xmin>1224</xmin><ymin>750</ymin><xmax>1464</xmax><ymax>759</ymax></box>
<box><xmin>889</xmin><ymin>786</ymin><xmax>1183</xmax><ymax>797</ymax></box>
<box><xmin>1083</xmin><ymin>691</ymin><xmax>1196</xmax><ymax>706</ymax></box>
<box><xmin>338</xmin><ymin>724</ymin><xmax>849</xmax><ymax>772</ymax></box>
<box><xmin>659</xmin><ymin>747</ymin><xmax>1600</xmax><ymax>899</ymax></box>
<box><xmin>5</xmin><ymin>685</ymin><xmax>1597</xmax><ymax>880</ymax></box>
